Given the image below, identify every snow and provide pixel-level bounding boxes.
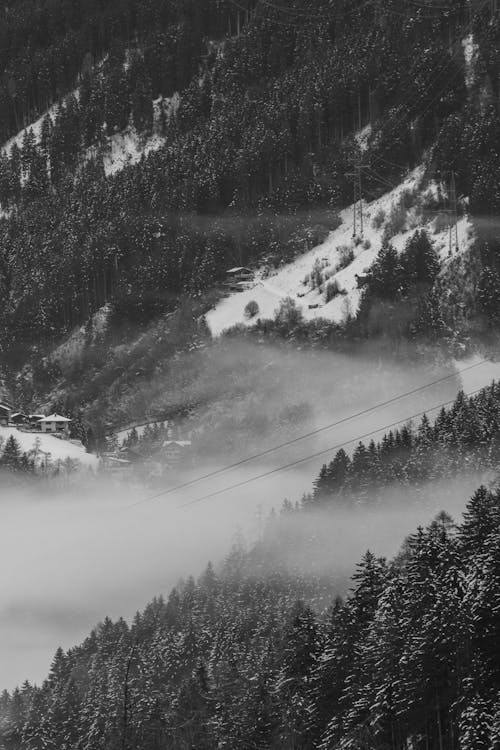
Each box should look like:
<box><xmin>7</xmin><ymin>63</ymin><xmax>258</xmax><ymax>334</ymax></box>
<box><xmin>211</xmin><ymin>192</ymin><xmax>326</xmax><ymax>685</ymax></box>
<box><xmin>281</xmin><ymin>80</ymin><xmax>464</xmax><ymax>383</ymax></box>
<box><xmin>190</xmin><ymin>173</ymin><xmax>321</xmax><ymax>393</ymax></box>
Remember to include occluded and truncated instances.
<box><xmin>355</xmin><ymin>124</ymin><xmax>372</xmax><ymax>152</ymax></box>
<box><xmin>207</xmin><ymin>167</ymin><xmax>476</xmax><ymax>337</ymax></box>
<box><xmin>455</xmin><ymin>355</ymin><xmax>500</xmax><ymax>395</ymax></box>
<box><xmin>462</xmin><ymin>34</ymin><xmax>479</xmax><ymax>90</ymax></box>
<box><xmin>88</xmin><ymin>129</ymin><xmax>164</xmax><ymax>176</ymax></box>
<box><xmin>86</xmin><ymin>94</ymin><xmax>177</xmax><ymax>176</ymax></box>
<box><xmin>0</xmin><ymin>426</ymin><xmax>98</xmax><ymax>469</ymax></box>
<box><xmin>1</xmin><ymin>90</ymin><xmax>81</xmax><ymax>157</ymax></box>
<box><xmin>2</xmin><ymin>84</ymin><xmax>178</xmax><ymax>179</ymax></box>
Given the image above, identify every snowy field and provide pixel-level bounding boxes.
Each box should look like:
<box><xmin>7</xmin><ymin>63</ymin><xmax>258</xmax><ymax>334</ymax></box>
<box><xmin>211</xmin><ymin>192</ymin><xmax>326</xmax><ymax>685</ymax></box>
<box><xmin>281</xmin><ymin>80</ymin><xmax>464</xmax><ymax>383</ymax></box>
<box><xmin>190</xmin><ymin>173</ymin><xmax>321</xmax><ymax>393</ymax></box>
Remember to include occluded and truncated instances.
<box><xmin>207</xmin><ymin>168</ymin><xmax>474</xmax><ymax>336</ymax></box>
<box><xmin>0</xmin><ymin>426</ymin><xmax>98</xmax><ymax>469</ymax></box>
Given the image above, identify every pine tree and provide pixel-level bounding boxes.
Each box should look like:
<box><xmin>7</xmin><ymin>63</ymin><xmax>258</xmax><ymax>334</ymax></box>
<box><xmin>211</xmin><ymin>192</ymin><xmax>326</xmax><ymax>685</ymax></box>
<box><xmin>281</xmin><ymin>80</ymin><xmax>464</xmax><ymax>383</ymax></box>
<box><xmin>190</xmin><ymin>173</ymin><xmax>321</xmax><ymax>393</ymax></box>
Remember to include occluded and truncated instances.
<box><xmin>0</xmin><ymin>434</ymin><xmax>22</xmax><ymax>472</ymax></box>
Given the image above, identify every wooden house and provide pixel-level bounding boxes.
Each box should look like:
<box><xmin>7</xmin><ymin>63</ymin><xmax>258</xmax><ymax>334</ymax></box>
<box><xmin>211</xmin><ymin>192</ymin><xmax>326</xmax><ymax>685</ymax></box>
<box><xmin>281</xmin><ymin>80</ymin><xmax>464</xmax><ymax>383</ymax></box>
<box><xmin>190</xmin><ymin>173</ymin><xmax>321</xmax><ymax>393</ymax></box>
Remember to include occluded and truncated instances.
<box><xmin>39</xmin><ymin>413</ymin><xmax>71</xmax><ymax>435</ymax></box>
<box><xmin>0</xmin><ymin>404</ymin><xmax>10</xmax><ymax>427</ymax></box>
<box><xmin>29</xmin><ymin>414</ymin><xmax>45</xmax><ymax>430</ymax></box>
<box><xmin>11</xmin><ymin>412</ymin><xmax>28</xmax><ymax>426</ymax></box>
<box><xmin>225</xmin><ymin>267</ymin><xmax>254</xmax><ymax>291</ymax></box>
<box><xmin>157</xmin><ymin>440</ymin><xmax>192</xmax><ymax>469</ymax></box>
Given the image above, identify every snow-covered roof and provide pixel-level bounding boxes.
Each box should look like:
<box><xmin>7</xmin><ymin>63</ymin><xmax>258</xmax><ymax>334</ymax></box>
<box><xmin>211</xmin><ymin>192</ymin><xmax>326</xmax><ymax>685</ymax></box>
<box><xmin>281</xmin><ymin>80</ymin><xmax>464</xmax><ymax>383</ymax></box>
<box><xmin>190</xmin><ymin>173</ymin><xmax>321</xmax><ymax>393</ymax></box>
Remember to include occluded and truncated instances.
<box><xmin>39</xmin><ymin>413</ymin><xmax>72</xmax><ymax>423</ymax></box>
<box><xmin>162</xmin><ymin>440</ymin><xmax>191</xmax><ymax>448</ymax></box>
<box><xmin>226</xmin><ymin>267</ymin><xmax>252</xmax><ymax>274</ymax></box>
<box><xmin>29</xmin><ymin>414</ymin><xmax>45</xmax><ymax>420</ymax></box>
<box><xmin>0</xmin><ymin>404</ymin><xmax>10</xmax><ymax>412</ymax></box>
<box><xmin>11</xmin><ymin>412</ymin><xmax>27</xmax><ymax>419</ymax></box>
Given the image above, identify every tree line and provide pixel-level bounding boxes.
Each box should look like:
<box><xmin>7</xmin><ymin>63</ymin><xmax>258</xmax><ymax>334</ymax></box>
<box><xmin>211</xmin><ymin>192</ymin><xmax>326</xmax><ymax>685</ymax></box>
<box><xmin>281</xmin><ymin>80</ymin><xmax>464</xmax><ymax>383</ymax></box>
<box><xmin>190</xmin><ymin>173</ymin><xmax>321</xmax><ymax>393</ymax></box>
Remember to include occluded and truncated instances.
<box><xmin>0</xmin><ymin>484</ymin><xmax>498</xmax><ymax>749</ymax></box>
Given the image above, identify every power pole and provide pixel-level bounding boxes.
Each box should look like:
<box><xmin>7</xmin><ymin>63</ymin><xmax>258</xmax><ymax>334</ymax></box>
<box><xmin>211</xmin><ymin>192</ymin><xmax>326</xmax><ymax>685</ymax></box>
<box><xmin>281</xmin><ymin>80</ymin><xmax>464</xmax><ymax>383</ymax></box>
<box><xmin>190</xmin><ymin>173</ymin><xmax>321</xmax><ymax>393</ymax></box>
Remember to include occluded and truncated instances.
<box><xmin>346</xmin><ymin>163</ymin><xmax>367</xmax><ymax>238</ymax></box>
<box><xmin>256</xmin><ymin>504</ymin><xmax>264</xmax><ymax>543</ymax></box>
<box><xmin>450</xmin><ymin>170</ymin><xmax>459</xmax><ymax>252</ymax></box>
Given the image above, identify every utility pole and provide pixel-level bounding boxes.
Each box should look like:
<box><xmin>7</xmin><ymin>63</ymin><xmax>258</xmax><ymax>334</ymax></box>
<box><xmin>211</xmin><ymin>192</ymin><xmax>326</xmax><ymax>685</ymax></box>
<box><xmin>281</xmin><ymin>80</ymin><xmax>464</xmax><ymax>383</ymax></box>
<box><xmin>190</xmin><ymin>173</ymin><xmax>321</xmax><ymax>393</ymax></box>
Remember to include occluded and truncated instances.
<box><xmin>346</xmin><ymin>163</ymin><xmax>367</xmax><ymax>238</ymax></box>
<box><xmin>432</xmin><ymin>172</ymin><xmax>459</xmax><ymax>256</ymax></box>
<box><xmin>256</xmin><ymin>504</ymin><xmax>264</xmax><ymax>543</ymax></box>
<box><xmin>450</xmin><ymin>170</ymin><xmax>459</xmax><ymax>252</ymax></box>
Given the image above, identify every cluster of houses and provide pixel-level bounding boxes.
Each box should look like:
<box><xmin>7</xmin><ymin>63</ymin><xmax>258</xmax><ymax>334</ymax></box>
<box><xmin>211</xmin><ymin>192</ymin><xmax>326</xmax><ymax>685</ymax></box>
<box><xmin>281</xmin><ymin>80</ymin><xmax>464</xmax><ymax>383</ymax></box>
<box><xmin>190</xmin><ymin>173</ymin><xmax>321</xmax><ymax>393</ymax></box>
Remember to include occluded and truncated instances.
<box><xmin>0</xmin><ymin>401</ymin><xmax>72</xmax><ymax>437</ymax></box>
<box><xmin>101</xmin><ymin>432</ymin><xmax>192</xmax><ymax>481</ymax></box>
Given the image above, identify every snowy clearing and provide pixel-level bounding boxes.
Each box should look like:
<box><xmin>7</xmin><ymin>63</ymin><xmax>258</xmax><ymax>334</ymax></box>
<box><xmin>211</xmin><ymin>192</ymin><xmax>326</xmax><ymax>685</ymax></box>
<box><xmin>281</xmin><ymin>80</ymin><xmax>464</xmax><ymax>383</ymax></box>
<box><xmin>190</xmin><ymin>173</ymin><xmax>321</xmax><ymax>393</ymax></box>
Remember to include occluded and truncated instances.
<box><xmin>0</xmin><ymin>426</ymin><xmax>98</xmax><ymax>469</ymax></box>
<box><xmin>206</xmin><ymin>167</ymin><xmax>475</xmax><ymax>336</ymax></box>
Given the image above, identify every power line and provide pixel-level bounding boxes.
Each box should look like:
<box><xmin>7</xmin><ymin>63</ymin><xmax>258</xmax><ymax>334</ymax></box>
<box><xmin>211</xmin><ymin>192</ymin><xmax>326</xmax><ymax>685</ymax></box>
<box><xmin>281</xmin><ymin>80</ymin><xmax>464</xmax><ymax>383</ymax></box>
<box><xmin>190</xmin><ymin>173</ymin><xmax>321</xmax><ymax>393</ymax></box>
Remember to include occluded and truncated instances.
<box><xmin>128</xmin><ymin>359</ymin><xmax>489</xmax><ymax>509</ymax></box>
<box><xmin>176</xmin><ymin>386</ymin><xmax>485</xmax><ymax>509</ymax></box>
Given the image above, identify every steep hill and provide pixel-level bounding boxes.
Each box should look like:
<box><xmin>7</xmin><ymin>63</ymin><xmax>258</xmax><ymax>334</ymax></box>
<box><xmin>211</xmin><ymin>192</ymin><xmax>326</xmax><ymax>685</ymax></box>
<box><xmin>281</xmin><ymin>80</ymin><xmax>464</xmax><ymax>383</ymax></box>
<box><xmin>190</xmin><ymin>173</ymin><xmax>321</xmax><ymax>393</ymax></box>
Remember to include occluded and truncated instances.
<box><xmin>0</xmin><ymin>0</ymin><xmax>499</xmax><ymax>443</ymax></box>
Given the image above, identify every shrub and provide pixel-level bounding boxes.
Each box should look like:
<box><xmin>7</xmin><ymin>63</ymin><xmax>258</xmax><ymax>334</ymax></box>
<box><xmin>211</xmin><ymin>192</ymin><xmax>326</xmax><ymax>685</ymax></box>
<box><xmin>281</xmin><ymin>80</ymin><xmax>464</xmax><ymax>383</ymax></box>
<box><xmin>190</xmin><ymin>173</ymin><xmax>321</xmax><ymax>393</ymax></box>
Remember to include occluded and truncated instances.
<box><xmin>386</xmin><ymin>200</ymin><xmax>407</xmax><ymax>235</ymax></box>
<box><xmin>336</xmin><ymin>245</ymin><xmax>355</xmax><ymax>271</ymax></box>
<box><xmin>372</xmin><ymin>208</ymin><xmax>386</xmax><ymax>230</ymax></box>
<box><xmin>363</xmin><ymin>238</ymin><xmax>371</xmax><ymax>250</ymax></box>
<box><xmin>325</xmin><ymin>279</ymin><xmax>343</xmax><ymax>302</ymax></box>
<box><xmin>310</xmin><ymin>258</ymin><xmax>324</xmax><ymax>288</ymax></box>
<box><xmin>274</xmin><ymin>297</ymin><xmax>304</xmax><ymax>329</ymax></box>
<box><xmin>244</xmin><ymin>300</ymin><xmax>259</xmax><ymax>319</ymax></box>
<box><xmin>400</xmin><ymin>187</ymin><xmax>417</xmax><ymax>210</ymax></box>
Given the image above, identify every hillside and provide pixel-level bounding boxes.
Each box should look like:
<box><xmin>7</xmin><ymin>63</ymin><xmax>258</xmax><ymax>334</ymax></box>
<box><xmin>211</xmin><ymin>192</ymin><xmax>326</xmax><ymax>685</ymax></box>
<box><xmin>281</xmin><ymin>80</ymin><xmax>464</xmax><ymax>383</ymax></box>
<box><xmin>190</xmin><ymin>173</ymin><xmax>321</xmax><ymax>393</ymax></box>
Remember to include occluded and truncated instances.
<box><xmin>1</xmin><ymin>470</ymin><xmax>499</xmax><ymax>748</ymax></box>
<box><xmin>0</xmin><ymin>425</ymin><xmax>97</xmax><ymax>470</ymax></box>
<box><xmin>0</xmin><ymin>0</ymin><xmax>499</xmax><ymax>397</ymax></box>
<box><xmin>3</xmin><ymin>3</ymin><xmax>500</xmax><ymax>747</ymax></box>
<box><xmin>207</xmin><ymin>166</ymin><xmax>474</xmax><ymax>335</ymax></box>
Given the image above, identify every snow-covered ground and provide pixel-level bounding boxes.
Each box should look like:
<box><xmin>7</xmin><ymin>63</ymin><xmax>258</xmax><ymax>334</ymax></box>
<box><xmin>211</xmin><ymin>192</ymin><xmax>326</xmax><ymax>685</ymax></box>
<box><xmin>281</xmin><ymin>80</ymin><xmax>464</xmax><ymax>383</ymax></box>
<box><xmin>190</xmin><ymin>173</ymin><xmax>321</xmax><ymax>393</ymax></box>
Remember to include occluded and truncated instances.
<box><xmin>0</xmin><ymin>426</ymin><xmax>98</xmax><ymax>469</ymax></box>
<box><xmin>89</xmin><ymin>129</ymin><xmax>165</xmax><ymax>177</ymax></box>
<box><xmin>207</xmin><ymin>167</ymin><xmax>475</xmax><ymax>336</ymax></box>
<box><xmin>1</xmin><ymin>85</ymin><xmax>176</xmax><ymax>178</ymax></box>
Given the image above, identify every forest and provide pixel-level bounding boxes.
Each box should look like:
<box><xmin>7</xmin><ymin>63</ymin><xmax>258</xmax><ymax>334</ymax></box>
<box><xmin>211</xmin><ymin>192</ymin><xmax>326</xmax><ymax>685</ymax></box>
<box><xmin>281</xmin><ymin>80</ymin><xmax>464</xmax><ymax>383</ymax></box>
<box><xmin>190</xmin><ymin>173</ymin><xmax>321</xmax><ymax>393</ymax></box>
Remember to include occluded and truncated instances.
<box><xmin>2</xmin><ymin>2</ymin><xmax>500</xmax><ymax>747</ymax></box>
<box><xmin>1</xmin><ymin>378</ymin><xmax>500</xmax><ymax>747</ymax></box>
<box><xmin>0</xmin><ymin>0</ymin><xmax>500</xmax><ymax>373</ymax></box>
<box><xmin>0</xmin><ymin>483</ymin><xmax>498</xmax><ymax>749</ymax></box>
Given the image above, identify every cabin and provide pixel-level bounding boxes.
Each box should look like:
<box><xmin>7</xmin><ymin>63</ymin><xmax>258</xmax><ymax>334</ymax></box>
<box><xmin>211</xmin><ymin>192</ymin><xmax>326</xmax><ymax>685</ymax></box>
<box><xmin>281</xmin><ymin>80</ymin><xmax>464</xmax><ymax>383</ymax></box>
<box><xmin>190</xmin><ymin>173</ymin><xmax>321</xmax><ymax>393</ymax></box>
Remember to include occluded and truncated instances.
<box><xmin>225</xmin><ymin>267</ymin><xmax>254</xmax><ymax>291</ymax></box>
<box><xmin>101</xmin><ymin>453</ymin><xmax>133</xmax><ymax>477</ymax></box>
<box><xmin>39</xmin><ymin>414</ymin><xmax>71</xmax><ymax>435</ymax></box>
<box><xmin>118</xmin><ymin>445</ymin><xmax>146</xmax><ymax>464</ymax></box>
<box><xmin>11</xmin><ymin>412</ymin><xmax>28</xmax><ymax>426</ymax></box>
<box><xmin>0</xmin><ymin>404</ymin><xmax>10</xmax><ymax>427</ymax></box>
<box><xmin>158</xmin><ymin>440</ymin><xmax>192</xmax><ymax>469</ymax></box>
<box><xmin>29</xmin><ymin>414</ymin><xmax>45</xmax><ymax>430</ymax></box>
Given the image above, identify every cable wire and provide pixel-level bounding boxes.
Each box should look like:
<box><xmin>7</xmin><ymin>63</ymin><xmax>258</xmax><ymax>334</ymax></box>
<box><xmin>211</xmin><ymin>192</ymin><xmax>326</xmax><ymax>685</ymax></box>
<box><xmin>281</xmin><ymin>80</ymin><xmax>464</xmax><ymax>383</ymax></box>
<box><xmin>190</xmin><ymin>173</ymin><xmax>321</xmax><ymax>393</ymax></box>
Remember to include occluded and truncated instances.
<box><xmin>176</xmin><ymin>386</ymin><xmax>485</xmax><ymax>508</ymax></box>
<box><xmin>128</xmin><ymin>359</ymin><xmax>489</xmax><ymax>509</ymax></box>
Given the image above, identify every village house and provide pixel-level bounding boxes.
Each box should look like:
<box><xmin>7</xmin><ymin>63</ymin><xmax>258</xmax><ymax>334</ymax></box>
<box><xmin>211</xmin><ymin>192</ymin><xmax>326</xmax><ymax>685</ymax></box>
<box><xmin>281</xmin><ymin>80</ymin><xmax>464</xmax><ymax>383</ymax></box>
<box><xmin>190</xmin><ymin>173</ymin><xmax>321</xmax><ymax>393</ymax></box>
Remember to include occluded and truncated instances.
<box><xmin>10</xmin><ymin>412</ymin><xmax>28</xmax><ymax>426</ymax></box>
<box><xmin>225</xmin><ymin>267</ymin><xmax>254</xmax><ymax>292</ymax></box>
<box><xmin>29</xmin><ymin>414</ymin><xmax>45</xmax><ymax>430</ymax></box>
<box><xmin>39</xmin><ymin>414</ymin><xmax>72</xmax><ymax>435</ymax></box>
<box><xmin>158</xmin><ymin>440</ymin><xmax>192</xmax><ymax>470</ymax></box>
<box><xmin>0</xmin><ymin>404</ymin><xmax>10</xmax><ymax>427</ymax></box>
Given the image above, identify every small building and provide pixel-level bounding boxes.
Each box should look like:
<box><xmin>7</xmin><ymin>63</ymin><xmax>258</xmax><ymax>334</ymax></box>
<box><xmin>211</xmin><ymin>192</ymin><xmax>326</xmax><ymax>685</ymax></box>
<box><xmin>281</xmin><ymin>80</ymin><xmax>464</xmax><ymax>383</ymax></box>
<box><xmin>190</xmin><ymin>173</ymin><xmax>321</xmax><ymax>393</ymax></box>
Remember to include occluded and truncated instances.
<box><xmin>29</xmin><ymin>414</ymin><xmax>45</xmax><ymax>430</ymax></box>
<box><xmin>158</xmin><ymin>440</ymin><xmax>192</xmax><ymax>469</ymax></box>
<box><xmin>225</xmin><ymin>267</ymin><xmax>254</xmax><ymax>291</ymax></box>
<box><xmin>11</xmin><ymin>412</ymin><xmax>28</xmax><ymax>426</ymax></box>
<box><xmin>39</xmin><ymin>414</ymin><xmax>72</xmax><ymax>435</ymax></box>
<box><xmin>101</xmin><ymin>453</ymin><xmax>133</xmax><ymax>478</ymax></box>
<box><xmin>0</xmin><ymin>404</ymin><xmax>10</xmax><ymax>427</ymax></box>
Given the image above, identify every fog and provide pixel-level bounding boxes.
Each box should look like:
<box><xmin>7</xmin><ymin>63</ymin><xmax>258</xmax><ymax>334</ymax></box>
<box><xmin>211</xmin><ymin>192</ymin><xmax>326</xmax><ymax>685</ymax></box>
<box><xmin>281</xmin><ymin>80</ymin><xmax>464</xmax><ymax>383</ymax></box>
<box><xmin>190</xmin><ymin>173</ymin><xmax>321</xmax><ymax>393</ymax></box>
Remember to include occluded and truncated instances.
<box><xmin>2</xmin><ymin>349</ymin><xmax>500</xmax><ymax>691</ymax></box>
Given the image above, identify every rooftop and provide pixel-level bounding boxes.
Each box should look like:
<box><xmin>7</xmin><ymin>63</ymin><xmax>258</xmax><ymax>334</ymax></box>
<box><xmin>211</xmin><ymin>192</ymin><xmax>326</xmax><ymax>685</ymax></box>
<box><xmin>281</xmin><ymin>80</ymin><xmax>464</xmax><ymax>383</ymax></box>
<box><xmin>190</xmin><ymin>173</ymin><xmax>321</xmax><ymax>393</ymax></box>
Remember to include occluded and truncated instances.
<box><xmin>39</xmin><ymin>413</ymin><xmax>72</xmax><ymax>423</ymax></box>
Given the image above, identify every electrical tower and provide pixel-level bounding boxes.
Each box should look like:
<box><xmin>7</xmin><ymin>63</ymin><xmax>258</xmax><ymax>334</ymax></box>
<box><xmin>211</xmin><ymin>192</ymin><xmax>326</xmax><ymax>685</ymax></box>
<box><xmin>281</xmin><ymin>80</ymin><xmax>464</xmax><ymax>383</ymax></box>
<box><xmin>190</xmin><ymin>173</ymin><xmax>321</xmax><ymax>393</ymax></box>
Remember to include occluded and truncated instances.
<box><xmin>346</xmin><ymin>163</ymin><xmax>367</xmax><ymax>237</ymax></box>
<box><xmin>449</xmin><ymin>170</ymin><xmax>459</xmax><ymax>252</ymax></box>
<box><xmin>432</xmin><ymin>172</ymin><xmax>459</xmax><ymax>256</ymax></box>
